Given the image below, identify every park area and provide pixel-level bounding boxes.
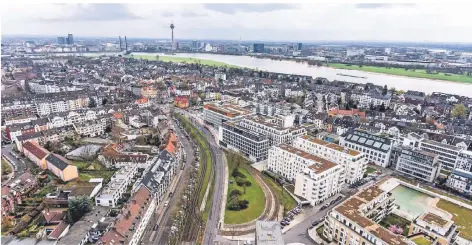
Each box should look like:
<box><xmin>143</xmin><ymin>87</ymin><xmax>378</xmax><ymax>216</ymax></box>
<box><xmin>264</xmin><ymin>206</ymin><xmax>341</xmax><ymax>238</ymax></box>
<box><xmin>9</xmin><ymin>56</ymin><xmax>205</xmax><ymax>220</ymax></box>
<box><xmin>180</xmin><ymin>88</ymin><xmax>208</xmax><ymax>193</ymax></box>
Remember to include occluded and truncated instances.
<box><xmin>224</xmin><ymin>151</ymin><xmax>265</xmax><ymax>224</ymax></box>
<box><xmin>126</xmin><ymin>54</ymin><xmax>239</xmax><ymax>68</ymax></box>
<box><xmin>329</xmin><ymin>63</ymin><xmax>472</xmax><ymax>84</ymax></box>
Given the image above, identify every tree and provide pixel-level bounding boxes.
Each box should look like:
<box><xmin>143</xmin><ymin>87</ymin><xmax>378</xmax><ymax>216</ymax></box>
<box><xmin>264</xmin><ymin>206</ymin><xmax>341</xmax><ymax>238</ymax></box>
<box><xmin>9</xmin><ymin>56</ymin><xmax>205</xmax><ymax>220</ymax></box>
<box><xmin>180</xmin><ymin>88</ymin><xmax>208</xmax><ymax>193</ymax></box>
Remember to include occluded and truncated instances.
<box><xmin>102</xmin><ymin>98</ymin><xmax>108</xmax><ymax>106</ymax></box>
<box><xmin>379</xmin><ymin>103</ymin><xmax>386</xmax><ymax>112</ymax></box>
<box><xmin>88</xmin><ymin>98</ymin><xmax>97</xmax><ymax>108</ymax></box>
<box><xmin>364</xmin><ymin>84</ymin><xmax>369</xmax><ymax>91</ymax></box>
<box><xmin>451</xmin><ymin>104</ymin><xmax>468</xmax><ymax>118</ymax></box>
<box><xmin>78</xmin><ymin>145</ymin><xmax>98</xmax><ymax>165</ymax></box>
<box><xmin>68</xmin><ymin>196</ymin><xmax>92</xmax><ymax>223</ymax></box>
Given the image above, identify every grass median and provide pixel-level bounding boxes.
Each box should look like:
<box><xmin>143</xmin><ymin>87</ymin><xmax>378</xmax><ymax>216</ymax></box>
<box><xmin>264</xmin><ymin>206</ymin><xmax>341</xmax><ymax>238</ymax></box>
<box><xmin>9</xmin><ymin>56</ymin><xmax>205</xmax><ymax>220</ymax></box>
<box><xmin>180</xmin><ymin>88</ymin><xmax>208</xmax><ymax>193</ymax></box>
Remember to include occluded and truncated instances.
<box><xmin>224</xmin><ymin>151</ymin><xmax>265</xmax><ymax>224</ymax></box>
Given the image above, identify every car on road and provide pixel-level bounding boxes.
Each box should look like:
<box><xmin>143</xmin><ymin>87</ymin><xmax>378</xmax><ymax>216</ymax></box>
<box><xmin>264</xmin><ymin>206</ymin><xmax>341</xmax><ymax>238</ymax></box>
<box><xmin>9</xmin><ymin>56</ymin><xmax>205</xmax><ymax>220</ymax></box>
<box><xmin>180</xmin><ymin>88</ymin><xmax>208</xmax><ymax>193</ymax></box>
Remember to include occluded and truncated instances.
<box><xmin>164</xmin><ymin>201</ymin><xmax>169</xmax><ymax>207</ymax></box>
<box><xmin>320</xmin><ymin>205</ymin><xmax>327</xmax><ymax>210</ymax></box>
<box><xmin>153</xmin><ymin>224</ymin><xmax>159</xmax><ymax>231</ymax></box>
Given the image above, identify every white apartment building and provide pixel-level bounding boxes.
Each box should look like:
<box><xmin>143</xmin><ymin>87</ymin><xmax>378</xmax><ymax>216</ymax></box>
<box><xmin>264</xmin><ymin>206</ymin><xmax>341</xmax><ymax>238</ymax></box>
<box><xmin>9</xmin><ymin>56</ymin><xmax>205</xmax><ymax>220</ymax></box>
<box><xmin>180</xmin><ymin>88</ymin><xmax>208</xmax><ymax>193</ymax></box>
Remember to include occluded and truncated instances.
<box><xmin>73</xmin><ymin>119</ymin><xmax>106</xmax><ymax>137</ymax></box>
<box><xmin>34</xmin><ymin>97</ymin><xmax>89</xmax><ymax>116</ymax></box>
<box><xmin>28</xmin><ymin>81</ymin><xmax>81</xmax><ymax>94</ymax></box>
<box><xmin>447</xmin><ymin>169</ymin><xmax>472</xmax><ymax>195</ymax></box>
<box><xmin>293</xmin><ymin>135</ymin><xmax>366</xmax><ymax>184</ymax></box>
<box><xmin>455</xmin><ymin>150</ymin><xmax>472</xmax><ymax>172</ymax></box>
<box><xmin>323</xmin><ymin>184</ymin><xmax>404</xmax><ymax>245</ymax></box>
<box><xmin>418</xmin><ymin>139</ymin><xmax>461</xmax><ymax>172</ymax></box>
<box><xmin>95</xmin><ymin>166</ymin><xmax>138</xmax><ymax>207</ymax></box>
<box><xmin>4</xmin><ymin>115</ymin><xmax>38</xmax><ymax>126</ymax></box>
<box><xmin>294</xmin><ymin>156</ymin><xmax>344</xmax><ymax>206</ymax></box>
<box><xmin>203</xmin><ymin>103</ymin><xmax>254</xmax><ymax>128</ymax></box>
<box><xmin>350</xmin><ymin>92</ymin><xmax>392</xmax><ymax>109</ymax></box>
<box><xmin>395</xmin><ymin>146</ymin><xmax>440</xmax><ymax>182</ymax></box>
<box><xmin>341</xmin><ymin>130</ymin><xmax>392</xmax><ymax>168</ymax></box>
<box><xmin>239</xmin><ymin>116</ymin><xmax>306</xmax><ymax>146</ymax></box>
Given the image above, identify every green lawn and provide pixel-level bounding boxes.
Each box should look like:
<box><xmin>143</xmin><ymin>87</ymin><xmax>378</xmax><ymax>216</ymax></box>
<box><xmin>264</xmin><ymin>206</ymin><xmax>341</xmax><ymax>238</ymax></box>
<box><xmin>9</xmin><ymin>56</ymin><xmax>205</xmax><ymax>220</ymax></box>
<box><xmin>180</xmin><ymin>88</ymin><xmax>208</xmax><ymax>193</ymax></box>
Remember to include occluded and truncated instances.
<box><xmin>1</xmin><ymin>159</ymin><xmax>12</xmax><ymax>175</ymax></box>
<box><xmin>436</xmin><ymin>200</ymin><xmax>472</xmax><ymax>240</ymax></box>
<box><xmin>71</xmin><ymin>160</ymin><xmax>91</xmax><ymax>170</ymax></box>
<box><xmin>365</xmin><ymin>166</ymin><xmax>377</xmax><ymax>175</ymax></box>
<box><xmin>225</xmin><ymin>152</ymin><xmax>265</xmax><ymax>224</ymax></box>
<box><xmin>411</xmin><ymin>236</ymin><xmax>432</xmax><ymax>245</ymax></box>
<box><xmin>329</xmin><ymin>63</ymin><xmax>472</xmax><ymax>84</ymax></box>
<box><xmin>127</xmin><ymin>54</ymin><xmax>239</xmax><ymax>68</ymax></box>
<box><xmin>379</xmin><ymin>214</ymin><xmax>411</xmax><ymax>236</ymax></box>
<box><xmin>79</xmin><ymin>171</ymin><xmax>115</xmax><ymax>182</ymax></box>
<box><xmin>262</xmin><ymin>174</ymin><xmax>297</xmax><ymax>214</ymax></box>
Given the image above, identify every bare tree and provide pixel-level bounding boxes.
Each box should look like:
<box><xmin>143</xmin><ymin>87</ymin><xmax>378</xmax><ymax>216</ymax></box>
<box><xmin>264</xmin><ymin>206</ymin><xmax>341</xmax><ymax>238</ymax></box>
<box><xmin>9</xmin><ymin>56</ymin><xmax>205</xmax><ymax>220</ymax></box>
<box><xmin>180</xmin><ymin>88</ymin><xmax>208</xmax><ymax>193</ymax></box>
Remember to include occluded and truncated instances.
<box><xmin>78</xmin><ymin>145</ymin><xmax>98</xmax><ymax>165</ymax></box>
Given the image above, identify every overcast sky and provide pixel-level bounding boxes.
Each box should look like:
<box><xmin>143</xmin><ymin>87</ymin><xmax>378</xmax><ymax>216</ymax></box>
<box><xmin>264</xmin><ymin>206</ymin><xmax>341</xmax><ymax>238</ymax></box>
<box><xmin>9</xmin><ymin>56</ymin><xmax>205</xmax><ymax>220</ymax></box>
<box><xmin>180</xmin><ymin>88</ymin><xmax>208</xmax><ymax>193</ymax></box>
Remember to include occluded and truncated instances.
<box><xmin>1</xmin><ymin>3</ymin><xmax>471</xmax><ymax>43</ymax></box>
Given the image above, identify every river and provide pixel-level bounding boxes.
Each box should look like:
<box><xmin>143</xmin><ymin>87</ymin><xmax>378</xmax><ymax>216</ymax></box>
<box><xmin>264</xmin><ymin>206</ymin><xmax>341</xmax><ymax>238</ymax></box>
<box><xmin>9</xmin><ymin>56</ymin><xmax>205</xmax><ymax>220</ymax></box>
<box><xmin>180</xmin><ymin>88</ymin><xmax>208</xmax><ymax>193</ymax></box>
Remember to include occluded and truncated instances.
<box><xmin>53</xmin><ymin>52</ymin><xmax>472</xmax><ymax>96</ymax></box>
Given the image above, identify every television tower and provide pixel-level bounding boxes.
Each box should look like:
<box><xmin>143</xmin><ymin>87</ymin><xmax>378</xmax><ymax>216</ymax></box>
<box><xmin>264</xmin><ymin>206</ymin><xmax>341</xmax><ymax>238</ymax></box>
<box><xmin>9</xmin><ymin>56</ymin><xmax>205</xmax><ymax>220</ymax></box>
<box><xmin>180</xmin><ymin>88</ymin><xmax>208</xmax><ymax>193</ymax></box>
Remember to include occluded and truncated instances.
<box><xmin>170</xmin><ymin>21</ymin><xmax>175</xmax><ymax>50</ymax></box>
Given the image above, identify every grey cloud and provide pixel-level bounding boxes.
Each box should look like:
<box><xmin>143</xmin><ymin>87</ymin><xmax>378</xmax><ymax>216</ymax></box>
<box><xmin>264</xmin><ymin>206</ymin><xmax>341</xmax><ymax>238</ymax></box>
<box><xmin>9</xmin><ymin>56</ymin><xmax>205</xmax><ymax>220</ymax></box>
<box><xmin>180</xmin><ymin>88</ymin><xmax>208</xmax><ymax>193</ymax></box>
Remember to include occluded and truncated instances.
<box><xmin>162</xmin><ymin>11</ymin><xmax>175</xmax><ymax>17</ymax></box>
<box><xmin>203</xmin><ymin>3</ymin><xmax>297</xmax><ymax>14</ymax></box>
<box><xmin>39</xmin><ymin>4</ymin><xmax>143</xmax><ymax>22</ymax></box>
<box><xmin>355</xmin><ymin>3</ymin><xmax>415</xmax><ymax>9</ymax></box>
<box><xmin>181</xmin><ymin>11</ymin><xmax>207</xmax><ymax>17</ymax></box>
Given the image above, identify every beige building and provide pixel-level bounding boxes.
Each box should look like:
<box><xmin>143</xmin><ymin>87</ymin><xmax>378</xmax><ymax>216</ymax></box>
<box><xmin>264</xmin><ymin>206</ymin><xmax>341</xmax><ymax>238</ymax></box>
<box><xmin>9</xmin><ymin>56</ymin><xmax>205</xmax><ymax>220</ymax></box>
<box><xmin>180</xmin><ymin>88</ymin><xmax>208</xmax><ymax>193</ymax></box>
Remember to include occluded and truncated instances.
<box><xmin>22</xmin><ymin>141</ymin><xmax>49</xmax><ymax>169</ymax></box>
<box><xmin>46</xmin><ymin>154</ymin><xmax>79</xmax><ymax>182</ymax></box>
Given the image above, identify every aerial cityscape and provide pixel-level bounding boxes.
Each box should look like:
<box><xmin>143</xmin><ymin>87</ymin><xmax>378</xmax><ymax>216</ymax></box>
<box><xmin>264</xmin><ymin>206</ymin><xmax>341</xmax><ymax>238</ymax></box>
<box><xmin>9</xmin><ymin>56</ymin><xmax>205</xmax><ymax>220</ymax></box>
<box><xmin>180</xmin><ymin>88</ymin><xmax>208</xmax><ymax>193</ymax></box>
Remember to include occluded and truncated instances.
<box><xmin>1</xmin><ymin>3</ymin><xmax>472</xmax><ymax>245</ymax></box>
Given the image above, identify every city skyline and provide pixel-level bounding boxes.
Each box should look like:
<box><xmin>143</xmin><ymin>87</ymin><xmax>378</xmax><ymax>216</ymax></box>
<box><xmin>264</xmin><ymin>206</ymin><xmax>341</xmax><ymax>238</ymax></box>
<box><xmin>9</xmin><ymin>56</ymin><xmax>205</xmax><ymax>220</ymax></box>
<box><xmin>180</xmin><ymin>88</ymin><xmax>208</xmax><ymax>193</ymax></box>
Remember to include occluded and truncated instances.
<box><xmin>2</xmin><ymin>3</ymin><xmax>472</xmax><ymax>43</ymax></box>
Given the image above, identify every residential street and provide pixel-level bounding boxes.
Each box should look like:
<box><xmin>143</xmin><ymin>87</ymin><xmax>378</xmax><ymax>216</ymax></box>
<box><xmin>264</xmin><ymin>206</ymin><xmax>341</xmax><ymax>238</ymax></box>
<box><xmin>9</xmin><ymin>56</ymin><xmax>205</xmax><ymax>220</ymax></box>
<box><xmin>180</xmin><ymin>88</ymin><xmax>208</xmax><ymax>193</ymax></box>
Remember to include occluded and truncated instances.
<box><xmin>150</xmin><ymin>119</ymin><xmax>196</xmax><ymax>245</ymax></box>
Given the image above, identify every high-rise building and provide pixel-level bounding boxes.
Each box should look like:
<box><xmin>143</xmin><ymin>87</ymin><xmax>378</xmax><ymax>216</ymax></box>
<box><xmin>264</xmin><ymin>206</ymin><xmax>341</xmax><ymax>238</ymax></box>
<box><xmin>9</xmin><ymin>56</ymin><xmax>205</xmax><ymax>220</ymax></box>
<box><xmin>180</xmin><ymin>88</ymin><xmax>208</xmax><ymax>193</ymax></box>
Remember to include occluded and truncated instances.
<box><xmin>67</xmin><ymin>34</ymin><xmax>74</xmax><ymax>45</ymax></box>
<box><xmin>192</xmin><ymin>40</ymin><xmax>199</xmax><ymax>50</ymax></box>
<box><xmin>253</xmin><ymin>43</ymin><xmax>265</xmax><ymax>53</ymax></box>
<box><xmin>297</xmin><ymin>42</ymin><xmax>302</xmax><ymax>51</ymax></box>
<box><xmin>57</xmin><ymin>37</ymin><xmax>65</xmax><ymax>45</ymax></box>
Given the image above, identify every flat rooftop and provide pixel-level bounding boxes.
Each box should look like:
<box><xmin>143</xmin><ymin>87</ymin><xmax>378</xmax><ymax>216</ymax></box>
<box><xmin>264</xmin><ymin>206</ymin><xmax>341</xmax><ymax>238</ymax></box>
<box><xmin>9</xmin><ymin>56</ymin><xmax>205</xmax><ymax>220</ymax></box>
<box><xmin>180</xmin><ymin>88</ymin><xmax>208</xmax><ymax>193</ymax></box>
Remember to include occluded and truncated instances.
<box><xmin>277</xmin><ymin>144</ymin><xmax>338</xmax><ymax>174</ymax></box>
<box><xmin>300</xmin><ymin>135</ymin><xmax>361</xmax><ymax>156</ymax></box>
<box><xmin>334</xmin><ymin>181</ymin><xmax>409</xmax><ymax>245</ymax></box>
<box><xmin>204</xmin><ymin>103</ymin><xmax>253</xmax><ymax>118</ymax></box>
<box><xmin>418</xmin><ymin>212</ymin><xmax>451</xmax><ymax>228</ymax></box>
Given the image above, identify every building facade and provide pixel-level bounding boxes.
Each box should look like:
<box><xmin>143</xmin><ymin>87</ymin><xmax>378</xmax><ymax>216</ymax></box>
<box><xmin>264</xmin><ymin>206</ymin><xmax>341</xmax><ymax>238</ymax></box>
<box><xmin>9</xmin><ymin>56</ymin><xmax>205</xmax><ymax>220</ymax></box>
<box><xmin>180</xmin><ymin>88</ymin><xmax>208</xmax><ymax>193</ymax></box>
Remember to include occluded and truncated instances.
<box><xmin>292</xmin><ymin>135</ymin><xmax>366</xmax><ymax>184</ymax></box>
<box><xmin>341</xmin><ymin>130</ymin><xmax>392</xmax><ymax>168</ymax></box>
<box><xmin>219</xmin><ymin>122</ymin><xmax>270</xmax><ymax>162</ymax></box>
<box><xmin>395</xmin><ymin>146</ymin><xmax>440</xmax><ymax>182</ymax></box>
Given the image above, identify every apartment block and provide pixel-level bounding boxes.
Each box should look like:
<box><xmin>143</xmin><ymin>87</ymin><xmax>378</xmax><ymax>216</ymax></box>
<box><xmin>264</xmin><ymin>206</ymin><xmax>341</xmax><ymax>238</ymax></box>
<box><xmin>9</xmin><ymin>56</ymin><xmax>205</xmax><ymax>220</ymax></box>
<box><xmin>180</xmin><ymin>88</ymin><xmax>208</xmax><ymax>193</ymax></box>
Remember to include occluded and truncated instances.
<box><xmin>95</xmin><ymin>166</ymin><xmax>138</xmax><ymax>207</ymax></box>
<box><xmin>99</xmin><ymin>186</ymin><xmax>156</xmax><ymax>245</ymax></box>
<box><xmin>341</xmin><ymin>130</ymin><xmax>392</xmax><ymax>167</ymax></box>
<box><xmin>292</xmin><ymin>135</ymin><xmax>366</xmax><ymax>184</ymax></box>
<box><xmin>294</xmin><ymin>155</ymin><xmax>344</xmax><ymax>206</ymax></box>
<box><xmin>447</xmin><ymin>169</ymin><xmax>472</xmax><ymax>195</ymax></box>
<box><xmin>239</xmin><ymin>116</ymin><xmax>306</xmax><ymax>146</ymax></box>
<box><xmin>268</xmin><ymin>144</ymin><xmax>342</xmax><ymax>183</ymax></box>
<box><xmin>418</xmin><ymin>139</ymin><xmax>461</xmax><ymax>172</ymax></box>
<box><xmin>395</xmin><ymin>146</ymin><xmax>440</xmax><ymax>182</ymax></box>
<box><xmin>455</xmin><ymin>150</ymin><xmax>472</xmax><ymax>172</ymax></box>
<box><xmin>219</xmin><ymin>121</ymin><xmax>270</xmax><ymax>161</ymax></box>
<box><xmin>203</xmin><ymin>103</ymin><xmax>254</xmax><ymax>128</ymax></box>
<box><xmin>323</xmin><ymin>184</ymin><xmax>404</xmax><ymax>245</ymax></box>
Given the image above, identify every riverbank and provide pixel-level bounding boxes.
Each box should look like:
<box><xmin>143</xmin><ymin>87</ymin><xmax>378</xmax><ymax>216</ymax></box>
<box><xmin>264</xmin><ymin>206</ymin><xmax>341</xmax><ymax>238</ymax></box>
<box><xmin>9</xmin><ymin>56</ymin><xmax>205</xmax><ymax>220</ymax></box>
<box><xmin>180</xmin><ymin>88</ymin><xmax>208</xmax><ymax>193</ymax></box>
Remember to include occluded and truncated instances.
<box><xmin>126</xmin><ymin>54</ymin><xmax>240</xmax><ymax>68</ymax></box>
<box><xmin>328</xmin><ymin>63</ymin><xmax>472</xmax><ymax>84</ymax></box>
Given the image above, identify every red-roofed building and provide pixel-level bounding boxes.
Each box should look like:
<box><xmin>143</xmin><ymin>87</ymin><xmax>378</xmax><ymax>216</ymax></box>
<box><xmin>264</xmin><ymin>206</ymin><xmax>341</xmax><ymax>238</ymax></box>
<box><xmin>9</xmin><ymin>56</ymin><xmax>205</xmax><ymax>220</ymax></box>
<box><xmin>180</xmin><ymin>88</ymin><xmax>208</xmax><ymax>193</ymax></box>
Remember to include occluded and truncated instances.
<box><xmin>99</xmin><ymin>186</ymin><xmax>156</xmax><ymax>245</ymax></box>
<box><xmin>174</xmin><ymin>96</ymin><xmax>189</xmax><ymax>108</ymax></box>
<box><xmin>328</xmin><ymin>108</ymin><xmax>366</xmax><ymax>118</ymax></box>
<box><xmin>135</xmin><ymin>97</ymin><xmax>150</xmax><ymax>108</ymax></box>
<box><xmin>22</xmin><ymin>141</ymin><xmax>50</xmax><ymax>169</ymax></box>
